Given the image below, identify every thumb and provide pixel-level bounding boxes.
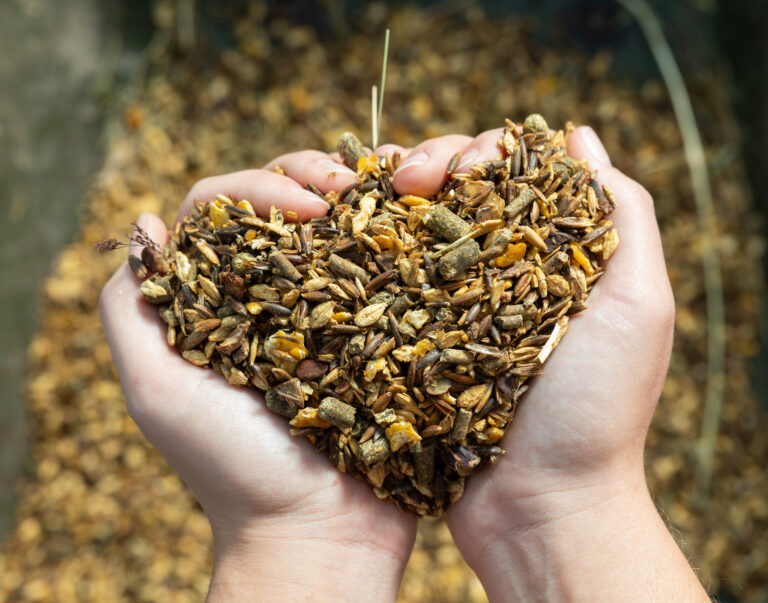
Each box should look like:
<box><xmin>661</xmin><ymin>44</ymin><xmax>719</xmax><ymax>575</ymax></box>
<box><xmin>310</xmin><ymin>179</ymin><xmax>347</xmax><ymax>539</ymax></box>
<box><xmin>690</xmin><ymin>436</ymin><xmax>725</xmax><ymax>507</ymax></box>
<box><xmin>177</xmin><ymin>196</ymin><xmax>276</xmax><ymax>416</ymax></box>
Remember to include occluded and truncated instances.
<box><xmin>571</xmin><ymin>126</ymin><xmax>612</xmax><ymax>166</ymax></box>
<box><xmin>99</xmin><ymin>213</ymin><xmax>188</xmax><ymax>413</ymax></box>
<box><xmin>565</xmin><ymin>126</ymin><xmax>673</xmax><ymax>321</ymax></box>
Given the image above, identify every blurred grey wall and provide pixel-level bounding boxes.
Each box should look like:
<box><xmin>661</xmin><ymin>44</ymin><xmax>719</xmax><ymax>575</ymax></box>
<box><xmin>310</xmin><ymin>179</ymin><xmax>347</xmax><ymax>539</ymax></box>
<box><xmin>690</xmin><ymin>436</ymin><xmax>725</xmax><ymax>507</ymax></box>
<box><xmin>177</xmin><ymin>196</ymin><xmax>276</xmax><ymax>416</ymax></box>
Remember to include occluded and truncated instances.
<box><xmin>0</xmin><ymin>0</ymin><xmax>124</xmax><ymax>537</ymax></box>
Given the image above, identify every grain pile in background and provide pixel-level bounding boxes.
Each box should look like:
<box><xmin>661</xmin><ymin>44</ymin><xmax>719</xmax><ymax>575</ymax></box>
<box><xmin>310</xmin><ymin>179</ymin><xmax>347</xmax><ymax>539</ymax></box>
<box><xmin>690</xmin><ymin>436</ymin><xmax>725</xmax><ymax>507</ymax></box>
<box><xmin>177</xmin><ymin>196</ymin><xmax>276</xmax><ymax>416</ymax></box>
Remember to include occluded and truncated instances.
<box><xmin>0</xmin><ymin>2</ymin><xmax>765</xmax><ymax>601</ymax></box>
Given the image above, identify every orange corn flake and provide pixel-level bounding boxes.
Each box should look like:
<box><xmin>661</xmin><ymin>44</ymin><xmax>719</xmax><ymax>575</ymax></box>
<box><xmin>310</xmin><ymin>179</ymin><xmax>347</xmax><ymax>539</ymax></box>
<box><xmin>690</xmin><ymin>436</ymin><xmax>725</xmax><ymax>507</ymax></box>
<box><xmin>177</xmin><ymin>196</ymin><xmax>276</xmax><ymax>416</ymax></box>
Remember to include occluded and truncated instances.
<box><xmin>237</xmin><ymin>199</ymin><xmax>255</xmax><ymax>215</ymax></box>
<box><xmin>290</xmin><ymin>408</ymin><xmax>331</xmax><ymax>429</ymax></box>
<box><xmin>570</xmin><ymin>243</ymin><xmax>594</xmax><ymax>275</ymax></box>
<box><xmin>209</xmin><ymin>204</ymin><xmax>230</xmax><ymax>228</ymax></box>
<box><xmin>495</xmin><ymin>242</ymin><xmax>527</xmax><ymax>267</ymax></box>
<box><xmin>413</xmin><ymin>339</ymin><xmax>435</xmax><ymax>357</ymax></box>
<box><xmin>385</xmin><ymin>421</ymin><xmax>422</xmax><ymax>452</ymax></box>
<box><xmin>357</xmin><ymin>155</ymin><xmax>380</xmax><ymax>176</ymax></box>
<box><xmin>246</xmin><ymin>302</ymin><xmax>263</xmax><ymax>314</ymax></box>
<box><xmin>484</xmin><ymin>427</ymin><xmax>505</xmax><ymax>444</ymax></box>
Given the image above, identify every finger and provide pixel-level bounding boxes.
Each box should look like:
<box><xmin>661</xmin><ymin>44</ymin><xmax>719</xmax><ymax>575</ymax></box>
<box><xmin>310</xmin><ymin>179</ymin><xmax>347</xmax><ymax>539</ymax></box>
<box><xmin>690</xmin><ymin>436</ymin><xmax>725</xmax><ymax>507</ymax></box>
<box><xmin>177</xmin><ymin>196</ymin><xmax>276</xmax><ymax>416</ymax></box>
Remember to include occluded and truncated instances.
<box><xmin>267</xmin><ymin>145</ymin><xmax>410</xmax><ymax>193</ymax></box>
<box><xmin>452</xmin><ymin>128</ymin><xmax>504</xmax><ymax>174</ymax></box>
<box><xmin>566</xmin><ymin>127</ymin><xmax>675</xmax><ymax>357</ymax></box>
<box><xmin>99</xmin><ymin>214</ymin><xmax>184</xmax><ymax>406</ymax></box>
<box><xmin>129</xmin><ymin>211</ymin><xmax>164</xmax><ymax>261</ymax></box>
<box><xmin>567</xmin><ymin>127</ymin><xmax>667</xmax><ymax>300</ymax></box>
<box><xmin>263</xmin><ymin>150</ymin><xmax>357</xmax><ymax>194</ymax></box>
<box><xmin>178</xmin><ymin>169</ymin><xmax>330</xmax><ymax>223</ymax></box>
<box><xmin>392</xmin><ymin>134</ymin><xmax>472</xmax><ymax>197</ymax></box>
<box><xmin>500</xmin><ymin>127</ymin><xmax>675</xmax><ymax>459</ymax></box>
<box><xmin>374</xmin><ymin>143</ymin><xmax>410</xmax><ymax>159</ymax></box>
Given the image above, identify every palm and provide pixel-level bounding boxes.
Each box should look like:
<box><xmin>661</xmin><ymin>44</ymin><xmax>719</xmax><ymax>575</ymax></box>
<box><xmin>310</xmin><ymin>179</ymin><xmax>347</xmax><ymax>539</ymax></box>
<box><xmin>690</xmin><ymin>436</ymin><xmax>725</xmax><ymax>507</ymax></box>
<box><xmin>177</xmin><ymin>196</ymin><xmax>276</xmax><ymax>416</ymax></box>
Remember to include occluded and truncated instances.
<box><xmin>145</xmin><ymin>334</ymin><xmax>415</xmax><ymax>545</ymax></box>
<box><xmin>446</xmin><ymin>133</ymin><xmax>674</xmax><ymax>551</ymax></box>
<box><xmin>101</xmin><ymin>165</ymin><xmax>420</xmax><ymax>556</ymax></box>
<box><xmin>452</xmin><ymin>271</ymin><xmax>667</xmax><ymax>512</ymax></box>
<box><xmin>103</xmin><ymin>220</ymin><xmax>415</xmax><ymax>560</ymax></box>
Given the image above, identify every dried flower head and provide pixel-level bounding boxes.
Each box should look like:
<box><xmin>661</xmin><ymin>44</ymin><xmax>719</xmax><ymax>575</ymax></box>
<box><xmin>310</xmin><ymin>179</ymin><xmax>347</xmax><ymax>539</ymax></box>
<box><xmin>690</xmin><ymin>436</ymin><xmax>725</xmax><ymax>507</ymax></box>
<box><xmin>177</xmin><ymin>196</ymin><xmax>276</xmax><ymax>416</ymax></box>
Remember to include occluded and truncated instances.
<box><xmin>94</xmin><ymin>223</ymin><xmax>161</xmax><ymax>255</ymax></box>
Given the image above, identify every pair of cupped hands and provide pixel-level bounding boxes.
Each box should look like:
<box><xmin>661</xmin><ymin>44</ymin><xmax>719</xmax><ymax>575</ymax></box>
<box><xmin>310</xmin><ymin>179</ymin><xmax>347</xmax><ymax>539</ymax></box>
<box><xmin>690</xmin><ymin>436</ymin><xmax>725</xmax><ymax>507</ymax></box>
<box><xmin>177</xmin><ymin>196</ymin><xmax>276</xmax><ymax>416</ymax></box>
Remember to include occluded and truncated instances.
<box><xmin>101</xmin><ymin>126</ymin><xmax>707</xmax><ymax>601</ymax></box>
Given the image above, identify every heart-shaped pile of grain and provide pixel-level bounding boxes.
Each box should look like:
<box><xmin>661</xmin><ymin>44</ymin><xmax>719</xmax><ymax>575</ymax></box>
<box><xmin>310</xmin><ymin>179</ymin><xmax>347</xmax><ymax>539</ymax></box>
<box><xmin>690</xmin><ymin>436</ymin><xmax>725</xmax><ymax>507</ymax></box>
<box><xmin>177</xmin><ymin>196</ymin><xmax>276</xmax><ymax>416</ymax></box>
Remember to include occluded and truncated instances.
<box><xmin>132</xmin><ymin>115</ymin><xmax>618</xmax><ymax>515</ymax></box>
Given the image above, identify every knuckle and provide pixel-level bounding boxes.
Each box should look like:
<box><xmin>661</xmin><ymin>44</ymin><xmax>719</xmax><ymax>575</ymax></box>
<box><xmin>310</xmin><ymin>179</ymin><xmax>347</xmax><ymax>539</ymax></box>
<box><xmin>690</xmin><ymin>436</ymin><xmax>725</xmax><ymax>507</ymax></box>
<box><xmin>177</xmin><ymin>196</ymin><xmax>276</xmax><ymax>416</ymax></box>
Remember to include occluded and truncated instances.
<box><xmin>187</xmin><ymin>177</ymin><xmax>213</xmax><ymax>202</ymax></box>
<box><xmin>642</xmin><ymin>278</ymin><xmax>675</xmax><ymax>335</ymax></box>
<box><xmin>619</xmin><ymin>179</ymin><xmax>654</xmax><ymax>210</ymax></box>
<box><xmin>98</xmin><ymin>269</ymin><xmax>120</xmax><ymax>321</ymax></box>
<box><xmin>475</xmin><ymin>127</ymin><xmax>504</xmax><ymax>143</ymax></box>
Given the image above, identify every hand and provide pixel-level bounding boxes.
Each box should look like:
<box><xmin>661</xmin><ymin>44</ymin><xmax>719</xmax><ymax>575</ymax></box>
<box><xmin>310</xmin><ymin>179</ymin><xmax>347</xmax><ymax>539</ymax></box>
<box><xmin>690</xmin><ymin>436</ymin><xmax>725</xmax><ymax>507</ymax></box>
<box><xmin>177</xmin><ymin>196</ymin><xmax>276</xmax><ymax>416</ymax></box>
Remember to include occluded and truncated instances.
<box><xmin>100</xmin><ymin>161</ymin><xmax>416</xmax><ymax>602</ymax></box>
<box><xmin>445</xmin><ymin>126</ymin><xmax>674</xmax><ymax>536</ymax></box>
<box><xmin>359</xmin><ymin>125</ymin><xmax>706</xmax><ymax>601</ymax></box>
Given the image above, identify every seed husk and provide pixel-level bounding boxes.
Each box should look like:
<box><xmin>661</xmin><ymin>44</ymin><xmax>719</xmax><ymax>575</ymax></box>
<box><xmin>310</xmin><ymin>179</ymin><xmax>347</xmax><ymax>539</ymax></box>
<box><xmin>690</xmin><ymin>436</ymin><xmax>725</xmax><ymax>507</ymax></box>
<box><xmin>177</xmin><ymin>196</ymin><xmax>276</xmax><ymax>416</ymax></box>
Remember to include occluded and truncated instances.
<box><xmin>265</xmin><ymin>388</ymin><xmax>298</xmax><ymax>419</ymax></box>
<box><xmin>328</xmin><ymin>253</ymin><xmax>370</xmax><ymax>284</ymax></box>
<box><xmin>128</xmin><ymin>254</ymin><xmax>148</xmax><ymax>279</ymax></box>
<box><xmin>269</xmin><ymin>250</ymin><xmax>302</xmax><ymax>282</ymax></box>
<box><xmin>295</xmin><ymin>359</ymin><xmax>329</xmax><ymax>380</ymax></box>
<box><xmin>354</xmin><ymin>302</ymin><xmax>388</xmax><ymax>328</ymax></box>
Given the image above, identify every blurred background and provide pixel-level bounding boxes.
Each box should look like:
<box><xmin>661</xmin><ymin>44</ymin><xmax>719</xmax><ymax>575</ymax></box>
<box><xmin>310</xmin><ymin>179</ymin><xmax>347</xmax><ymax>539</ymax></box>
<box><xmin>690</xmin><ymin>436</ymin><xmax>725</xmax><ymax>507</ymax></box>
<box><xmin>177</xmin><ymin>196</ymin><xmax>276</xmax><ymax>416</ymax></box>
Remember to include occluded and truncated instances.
<box><xmin>0</xmin><ymin>0</ymin><xmax>766</xmax><ymax>600</ymax></box>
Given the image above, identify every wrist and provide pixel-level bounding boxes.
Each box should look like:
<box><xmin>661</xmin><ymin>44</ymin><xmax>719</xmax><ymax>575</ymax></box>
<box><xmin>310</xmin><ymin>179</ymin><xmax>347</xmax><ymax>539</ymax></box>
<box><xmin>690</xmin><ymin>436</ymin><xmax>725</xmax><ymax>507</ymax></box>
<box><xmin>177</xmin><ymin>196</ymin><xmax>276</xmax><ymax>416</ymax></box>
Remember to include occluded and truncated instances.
<box><xmin>207</xmin><ymin>513</ymin><xmax>412</xmax><ymax>602</ymax></box>
<box><xmin>450</xmin><ymin>474</ymin><xmax>706</xmax><ymax>602</ymax></box>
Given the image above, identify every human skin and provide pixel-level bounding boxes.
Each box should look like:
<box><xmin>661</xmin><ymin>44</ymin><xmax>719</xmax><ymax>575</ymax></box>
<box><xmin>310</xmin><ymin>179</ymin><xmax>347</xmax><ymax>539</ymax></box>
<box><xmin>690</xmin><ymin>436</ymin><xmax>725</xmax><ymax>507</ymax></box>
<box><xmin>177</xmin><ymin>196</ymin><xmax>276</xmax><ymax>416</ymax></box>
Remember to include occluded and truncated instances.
<box><xmin>100</xmin><ymin>171</ymin><xmax>415</xmax><ymax>602</ymax></box>
<box><xmin>100</xmin><ymin>126</ymin><xmax>708</xmax><ymax>601</ymax></box>
<box><xmin>443</xmin><ymin>128</ymin><xmax>709</xmax><ymax>602</ymax></box>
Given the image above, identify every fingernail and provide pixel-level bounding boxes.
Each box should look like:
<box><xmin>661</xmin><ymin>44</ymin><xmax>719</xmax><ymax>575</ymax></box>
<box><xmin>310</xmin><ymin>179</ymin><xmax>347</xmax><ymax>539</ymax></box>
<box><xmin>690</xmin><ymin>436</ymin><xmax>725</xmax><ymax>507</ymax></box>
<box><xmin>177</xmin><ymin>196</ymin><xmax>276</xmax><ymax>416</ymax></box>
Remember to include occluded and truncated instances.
<box><xmin>454</xmin><ymin>148</ymin><xmax>479</xmax><ymax>172</ymax></box>
<box><xmin>301</xmin><ymin>191</ymin><xmax>330</xmax><ymax>210</ymax></box>
<box><xmin>394</xmin><ymin>151</ymin><xmax>429</xmax><ymax>174</ymax></box>
<box><xmin>580</xmin><ymin>127</ymin><xmax>612</xmax><ymax>166</ymax></box>
<box><xmin>316</xmin><ymin>159</ymin><xmax>355</xmax><ymax>175</ymax></box>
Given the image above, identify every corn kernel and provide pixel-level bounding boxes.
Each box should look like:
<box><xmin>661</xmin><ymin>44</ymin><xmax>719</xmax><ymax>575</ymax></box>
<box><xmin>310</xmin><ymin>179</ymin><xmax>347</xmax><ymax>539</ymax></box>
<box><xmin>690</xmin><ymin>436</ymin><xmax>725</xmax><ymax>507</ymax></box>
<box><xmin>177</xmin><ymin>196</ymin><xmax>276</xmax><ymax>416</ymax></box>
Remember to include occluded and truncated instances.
<box><xmin>495</xmin><ymin>243</ymin><xmax>527</xmax><ymax>267</ymax></box>
<box><xmin>385</xmin><ymin>421</ymin><xmax>422</xmax><ymax>452</ymax></box>
<box><xmin>209</xmin><ymin>204</ymin><xmax>230</xmax><ymax>228</ymax></box>
<box><xmin>237</xmin><ymin>199</ymin><xmax>255</xmax><ymax>215</ymax></box>
<box><xmin>484</xmin><ymin>427</ymin><xmax>505</xmax><ymax>443</ymax></box>
<box><xmin>570</xmin><ymin>243</ymin><xmax>594</xmax><ymax>275</ymax></box>
<box><xmin>356</xmin><ymin>155</ymin><xmax>380</xmax><ymax>176</ymax></box>
<box><xmin>290</xmin><ymin>408</ymin><xmax>331</xmax><ymax>429</ymax></box>
<box><xmin>413</xmin><ymin>339</ymin><xmax>435</xmax><ymax>357</ymax></box>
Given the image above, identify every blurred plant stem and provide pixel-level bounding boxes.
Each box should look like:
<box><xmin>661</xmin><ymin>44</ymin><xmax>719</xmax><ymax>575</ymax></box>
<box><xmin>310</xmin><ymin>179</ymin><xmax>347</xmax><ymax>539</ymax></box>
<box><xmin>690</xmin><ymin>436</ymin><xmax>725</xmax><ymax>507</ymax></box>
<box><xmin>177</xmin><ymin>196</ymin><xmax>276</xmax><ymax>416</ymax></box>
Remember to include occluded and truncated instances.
<box><xmin>617</xmin><ymin>0</ymin><xmax>725</xmax><ymax>507</ymax></box>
